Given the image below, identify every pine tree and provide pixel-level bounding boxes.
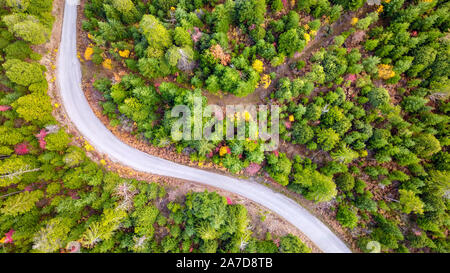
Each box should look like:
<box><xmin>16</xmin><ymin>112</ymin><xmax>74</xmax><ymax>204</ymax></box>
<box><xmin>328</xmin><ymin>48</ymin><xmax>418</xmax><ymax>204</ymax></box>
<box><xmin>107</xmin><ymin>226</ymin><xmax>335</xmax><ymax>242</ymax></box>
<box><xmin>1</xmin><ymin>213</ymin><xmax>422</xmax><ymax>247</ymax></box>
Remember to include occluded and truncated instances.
<box><xmin>1</xmin><ymin>190</ymin><xmax>43</xmax><ymax>216</ymax></box>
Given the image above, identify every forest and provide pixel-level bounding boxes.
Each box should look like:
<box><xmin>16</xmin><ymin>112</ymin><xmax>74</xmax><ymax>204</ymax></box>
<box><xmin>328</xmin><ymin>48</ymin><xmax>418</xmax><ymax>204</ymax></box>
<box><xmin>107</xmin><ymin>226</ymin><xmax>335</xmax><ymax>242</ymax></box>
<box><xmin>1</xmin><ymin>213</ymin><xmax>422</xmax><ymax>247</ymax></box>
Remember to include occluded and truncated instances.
<box><xmin>0</xmin><ymin>0</ymin><xmax>310</xmax><ymax>253</ymax></box>
<box><xmin>0</xmin><ymin>0</ymin><xmax>448</xmax><ymax>253</ymax></box>
<box><xmin>81</xmin><ymin>0</ymin><xmax>449</xmax><ymax>253</ymax></box>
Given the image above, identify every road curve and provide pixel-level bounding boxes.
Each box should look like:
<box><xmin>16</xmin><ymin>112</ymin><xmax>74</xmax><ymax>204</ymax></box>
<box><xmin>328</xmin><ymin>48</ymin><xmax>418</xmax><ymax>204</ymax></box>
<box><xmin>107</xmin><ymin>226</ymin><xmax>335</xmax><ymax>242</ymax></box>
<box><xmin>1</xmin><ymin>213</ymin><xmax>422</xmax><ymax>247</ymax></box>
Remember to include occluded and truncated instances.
<box><xmin>57</xmin><ymin>0</ymin><xmax>351</xmax><ymax>253</ymax></box>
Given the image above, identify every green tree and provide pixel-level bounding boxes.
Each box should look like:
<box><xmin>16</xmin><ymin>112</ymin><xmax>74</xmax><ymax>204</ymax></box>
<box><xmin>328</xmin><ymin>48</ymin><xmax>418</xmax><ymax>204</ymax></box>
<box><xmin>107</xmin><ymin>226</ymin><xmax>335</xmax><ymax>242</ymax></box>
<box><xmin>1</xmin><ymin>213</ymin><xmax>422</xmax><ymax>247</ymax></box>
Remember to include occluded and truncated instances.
<box><xmin>195</xmin><ymin>140</ymin><xmax>215</xmax><ymax>157</ymax></box>
<box><xmin>45</xmin><ymin>129</ymin><xmax>71</xmax><ymax>152</ymax></box>
<box><xmin>234</xmin><ymin>0</ymin><xmax>266</xmax><ymax>27</ymax></box>
<box><xmin>132</xmin><ymin>205</ymin><xmax>159</xmax><ymax>238</ymax></box>
<box><xmin>306</xmin><ymin>64</ymin><xmax>325</xmax><ymax>84</ymax></box>
<box><xmin>165</xmin><ymin>46</ymin><xmax>182</xmax><ymax>66</ymax></box>
<box><xmin>355</xmin><ymin>192</ymin><xmax>377</xmax><ymax>213</ymax></box>
<box><xmin>413</xmin><ymin>133</ymin><xmax>441</xmax><ymax>158</ymax></box>
<box><xmin>271</xmin><ymin>0</ymin><xmax>283</xmax><ymax>12</ymax></box>
<box><xmin>292</xmin><ymin>123</ymin><xmax>314</xmax><ymax>145</ymax></box>
<box><xmin>408</xmin><ymin>46</ymin><xmax>437</xmax><ymax>77</ymax></box>
<box><xmin>333</xmin><ymin>0</ymin><xmax>365</xmax><ymax>11</ymax></box>
<box><xmin>362</xmin><ymin>56</ymin><xmax>380</xmax><ymax>74</ymax></box>
<box><xmin>138</xmin><ymin>57</ymin><xmax>172</xmax><ymax>79</ymax></box>
<box><xmin>0</xmin><ymin>126</ymin><xmax>23</xmax><ymax>146</ymax></box>
<box><xmin>278</xmin><ymin>29</ymin><xmax>304</xmax><ymax>57</ymax></box>
<box><xmin>3</xmin><ymin>41</ymin><xmax>34</xmax><ymax>60</ymax></box>
<box><xmin>368</xmin><ymin>87</ymin><xmax>390</xmax><ymax>108</ymax></box>
<box><xmin>285</xmin><ymin>11</ymin><xmax>300</xmax><ymax>30</ymax></box>
<box><xmin>279</xmin><ymin>234</ymin><xmax>311</xmax><ymax>253</ymax></box>
<box><xmin>185</xmin><ymin>191</ymin><xmax>228</xmax><ymax>230</ymax></box>
<box><xmin>0</xmin><ymin>156</ymin><xmax>38</xmax><ymax>187</ymax></box>
<box><xmin>81</xmin><ymin>208</ymin><xmax>127</xmax><ymax>247</ymax></box>
<box><xmin>275</xmin><ymin>77</ymin><xmax>292</xmax><ymax>102</ymax></box>
<box><xmin>292</xmin><ymin>166</ymin><xmax>337</xmax><ymax>202</ymax></box>
<box><xmin>335</xmin><ymin>172</ymin><xmax>355</xmax><ymax>192</ymax></box>
<box><xmin>304</xmin><ymin>103</ymin><xmax>321</xmax><ymax>120</ymax></box>
<box><xmin>336</xmin><ymin>205</ymin><xmax>358</xmax><ymax>229</ymax></box>
<box><xmin>305</xmin><ymin>174</ymin><xmax>338</xmax><ymax>202</ymax></box>
<box><xmin>212</xmin><ymin>2</ymin><xmax>234</xmax><ymax>33</ymax></box>
<box><xmin>329</xmin><ymin>4</ymin><xmax>343</xmax><ymax>23</ymax></box>
<box><xmin>402</xmin><ymin>96</ymin><xmax>428</xmax><ymax>113</ymax></box>
<box><xmin>369</xmin><ymin>129</ymin><xmax>390</xmax><ymax>149</ymax></box>
<box><xmin>173</xmin><ymin>27</ymin><xmax>193</xmax><ymax>47</ymax></box>
<box><xmin>355</xmin><ymin>12</ymin><xmax>378</xmax><ymax>30</ymax></box>
<box><xmin>265</xmin><ymin>152</ymin><xmax>292</xmax><ymax>186</ymax></box>
<box><xmin>111</xmin><ymin>0</ymin><xmax>134</xmax><ymax>13</ymax></box>
<box><xmin>371</xmin><ymin>215</ymin><xmax>404</xmax><ymax>250</ymax></box>
<box><xmin>331</xmin><ymin>145</ymin><xmax>359</xmax><ymax>164</ymax></box>
<box><xmin>205</xmin><ymin>75</ymin><xmax>221</xmax><ymax>93</ymax></box>
<box><xmin>322</xmin><ymin>52</ymin><xmax>348</xmax><ymax>82</ymax></box>
<box><xmin>2</xmin><ymin>0</ymin><xmax>31</xmax><ymax>11</ymax></box>
<box><xmin>63</xmin><ymin>146</ymin><xmax>86</xmax><ymax>167</ymax></box>
<box><xmin>1</xmin><ymin>190</ymin><xmax>43</xmax><ymax>216</ymax></box>
<box><xmin>32</xmin><ymin>217</ymin><xmax>72</xmax><ymax>253</ymax></box>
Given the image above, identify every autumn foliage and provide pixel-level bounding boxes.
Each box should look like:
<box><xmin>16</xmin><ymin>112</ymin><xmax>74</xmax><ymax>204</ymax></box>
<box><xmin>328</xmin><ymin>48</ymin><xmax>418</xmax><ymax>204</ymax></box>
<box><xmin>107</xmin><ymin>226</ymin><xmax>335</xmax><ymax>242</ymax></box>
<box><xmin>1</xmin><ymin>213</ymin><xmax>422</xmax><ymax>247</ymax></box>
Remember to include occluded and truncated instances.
<box><xmin>209</xmin><ymin>44</ymin><xmax>231</xmax><ymax>66</ymax></box>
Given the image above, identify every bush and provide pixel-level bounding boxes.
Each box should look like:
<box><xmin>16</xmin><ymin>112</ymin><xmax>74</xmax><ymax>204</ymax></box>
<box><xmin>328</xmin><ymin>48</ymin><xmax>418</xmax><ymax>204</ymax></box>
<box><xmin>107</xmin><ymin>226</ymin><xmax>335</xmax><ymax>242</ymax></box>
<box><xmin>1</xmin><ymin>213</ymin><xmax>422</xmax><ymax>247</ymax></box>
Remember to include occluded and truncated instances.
<box><xmin>355</xmin><ymin>193</ymin><xmax>377</xmax><ymax>213</ymax></box>
<box><xmin>266</xmin><ymin>152</ymin><xmax>292</xmax><ymax>186</ymax></box>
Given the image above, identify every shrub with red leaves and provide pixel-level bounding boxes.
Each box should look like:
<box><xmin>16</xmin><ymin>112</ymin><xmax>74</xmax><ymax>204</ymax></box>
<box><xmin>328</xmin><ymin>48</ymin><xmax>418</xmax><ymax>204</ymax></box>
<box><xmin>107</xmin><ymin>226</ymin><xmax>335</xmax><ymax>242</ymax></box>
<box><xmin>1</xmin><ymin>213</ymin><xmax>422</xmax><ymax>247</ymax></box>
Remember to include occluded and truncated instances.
<box><xmin>14</xmin><ymin>143</ymin><xmax>29</xmax><ymax>155</ymax></box>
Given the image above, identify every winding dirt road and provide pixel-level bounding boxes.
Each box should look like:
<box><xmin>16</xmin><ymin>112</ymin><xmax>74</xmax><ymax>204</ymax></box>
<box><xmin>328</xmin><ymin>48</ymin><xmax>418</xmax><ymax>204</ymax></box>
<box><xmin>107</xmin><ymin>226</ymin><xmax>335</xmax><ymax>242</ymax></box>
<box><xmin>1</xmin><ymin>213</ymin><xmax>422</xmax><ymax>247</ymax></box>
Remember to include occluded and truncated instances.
<box><xmin>57</xmin><ymin>0</ymin><xmax>351</xmax><ymax>253</ymax></box>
